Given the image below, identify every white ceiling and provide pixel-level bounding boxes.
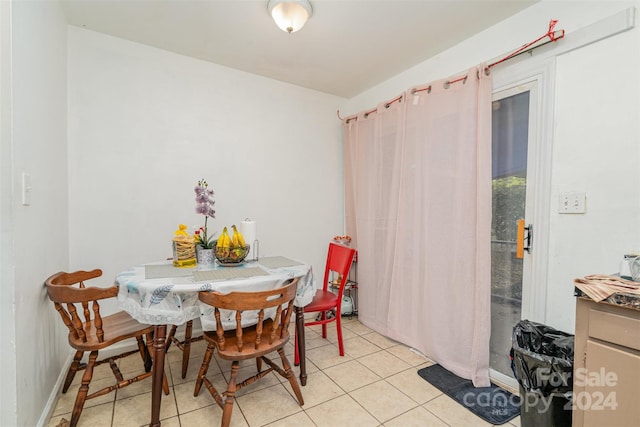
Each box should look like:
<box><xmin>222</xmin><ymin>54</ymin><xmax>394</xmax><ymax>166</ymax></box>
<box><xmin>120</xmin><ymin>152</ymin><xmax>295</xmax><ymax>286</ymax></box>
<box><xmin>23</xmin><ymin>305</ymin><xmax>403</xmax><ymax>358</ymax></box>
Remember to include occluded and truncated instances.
<box><xmin>60</xmin><ymin>0</ymin><xmax>539</xmax><ymax>98</ymax></box>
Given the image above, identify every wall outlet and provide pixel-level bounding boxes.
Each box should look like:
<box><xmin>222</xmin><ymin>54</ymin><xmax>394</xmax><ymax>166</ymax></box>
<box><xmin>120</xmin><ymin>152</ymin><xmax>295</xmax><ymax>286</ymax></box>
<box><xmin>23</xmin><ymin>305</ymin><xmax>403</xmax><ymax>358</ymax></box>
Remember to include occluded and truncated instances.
<box><xmin>559</xmin><ymin>192</ymin><xmax>586</xmax><ymax>214</ymax></box>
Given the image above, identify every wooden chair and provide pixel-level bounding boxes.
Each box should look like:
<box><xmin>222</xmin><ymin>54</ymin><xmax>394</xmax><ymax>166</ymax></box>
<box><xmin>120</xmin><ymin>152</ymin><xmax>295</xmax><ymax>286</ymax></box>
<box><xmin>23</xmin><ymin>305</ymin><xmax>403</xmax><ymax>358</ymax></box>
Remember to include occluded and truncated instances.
<box><xmin>294</xmin><ymin>242</ymin><xmax>356</xmax><ymax>365</ymax></box>
<box><xmin>194</xmin><ymin>278</ymin><xmax>304</xmax><ymax>427</ymax></box>
<box><xmin>165</xmin><ymin>320</ymin><xmax>203</xmax><ymax>378</ymax></box>
<box><xmin>45</xmin><ymin>269</ymin><xmax>169</xmax><ymax>427</ymax></box>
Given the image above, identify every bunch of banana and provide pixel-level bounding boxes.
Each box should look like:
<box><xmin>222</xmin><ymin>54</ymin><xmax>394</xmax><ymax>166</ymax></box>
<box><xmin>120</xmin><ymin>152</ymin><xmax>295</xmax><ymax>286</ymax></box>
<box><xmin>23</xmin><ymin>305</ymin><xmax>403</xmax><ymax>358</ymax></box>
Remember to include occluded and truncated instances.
<box><xmin>215</xmin><ymin>225</ymin><xmax>248</xmax><ymax>261</ymax></box>
<box><xmin>229</xmin><ymin>225</ymin><xmax>247</xmax><ymax>260</ymax></box>
<box><xmin>216</xmin><ymin>227</ymin><xmax>231</xmax><ymax>258</ymax></box>
<box><xmin>231</xmin><ymin>224</ymin><xmax>247</xmax><ymax>247</ymax></box>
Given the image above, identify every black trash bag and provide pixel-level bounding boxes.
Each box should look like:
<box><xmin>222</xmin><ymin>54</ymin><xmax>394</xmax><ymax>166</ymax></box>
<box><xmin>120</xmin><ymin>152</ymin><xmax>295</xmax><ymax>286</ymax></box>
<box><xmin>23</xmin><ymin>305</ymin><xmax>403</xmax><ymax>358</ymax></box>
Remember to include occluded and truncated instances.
<box><xmin>510</xmin><ymin>320</ymin><xmax>574</xmax><ymax>395</ymax></box>
<box><xmin>511</xmin><ymin>320</ymin><xmax>575</xmax><ymax>427</ymax></box>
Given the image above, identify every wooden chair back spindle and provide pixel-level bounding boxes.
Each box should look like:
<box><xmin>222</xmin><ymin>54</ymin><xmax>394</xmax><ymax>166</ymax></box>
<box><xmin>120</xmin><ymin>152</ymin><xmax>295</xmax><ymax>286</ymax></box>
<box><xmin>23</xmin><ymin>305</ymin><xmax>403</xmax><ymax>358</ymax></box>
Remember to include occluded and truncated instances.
<box><xmin>46</xmin><ymin>270</ymin><xmax>116</xmax><ymax>344</ymax></box>
<box><xmin>201</xmin><ymin>279</ymin><xmax>297</xmax><ymax>356</ymax></box>
<box><xmin>194</xmin><ymin>278</ymin><xmax>304</xmax><ymax>426</ymax></box>
<box><xmin>44</xmin><ymin>268</ymin><xmax>165</xmax><ymax>427</ymax></box>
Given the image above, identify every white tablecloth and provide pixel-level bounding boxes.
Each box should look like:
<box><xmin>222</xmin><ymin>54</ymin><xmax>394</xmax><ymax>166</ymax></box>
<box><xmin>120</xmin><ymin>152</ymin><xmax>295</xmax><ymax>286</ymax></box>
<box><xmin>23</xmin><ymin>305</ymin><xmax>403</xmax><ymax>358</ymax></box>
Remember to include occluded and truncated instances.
<box><xmin>116</xmin><ymin>258</ymin><xmax>315</xmax><ymax>330</ymax></box>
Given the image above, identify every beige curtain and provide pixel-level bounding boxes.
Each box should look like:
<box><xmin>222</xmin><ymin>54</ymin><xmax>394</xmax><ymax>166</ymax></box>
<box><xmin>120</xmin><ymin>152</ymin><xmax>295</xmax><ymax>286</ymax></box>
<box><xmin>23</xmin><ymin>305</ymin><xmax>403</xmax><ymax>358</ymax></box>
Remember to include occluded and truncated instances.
<box><xmin>344</xmin><ymin>65</ymin><xmax>492</xmax><ymax>387</ymax></box>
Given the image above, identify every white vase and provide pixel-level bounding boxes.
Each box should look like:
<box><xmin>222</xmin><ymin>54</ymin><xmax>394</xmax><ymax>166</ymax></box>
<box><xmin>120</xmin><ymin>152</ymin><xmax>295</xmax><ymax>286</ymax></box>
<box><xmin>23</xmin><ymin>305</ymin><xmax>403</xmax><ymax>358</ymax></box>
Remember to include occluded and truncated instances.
<box><xmin>196</xmin><ymin>246</ymin><xmax>214</xmax><ymax>265</ymax></box>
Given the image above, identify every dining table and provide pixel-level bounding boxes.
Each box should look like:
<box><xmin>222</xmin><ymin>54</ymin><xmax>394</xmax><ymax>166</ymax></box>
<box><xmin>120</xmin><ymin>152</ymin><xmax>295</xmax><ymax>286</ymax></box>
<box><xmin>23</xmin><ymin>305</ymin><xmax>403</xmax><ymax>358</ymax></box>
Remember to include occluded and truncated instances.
<box><xmin>116</xmin><ymin>256</ymin><xmax>315</xmax><ymax>427</ymax></box>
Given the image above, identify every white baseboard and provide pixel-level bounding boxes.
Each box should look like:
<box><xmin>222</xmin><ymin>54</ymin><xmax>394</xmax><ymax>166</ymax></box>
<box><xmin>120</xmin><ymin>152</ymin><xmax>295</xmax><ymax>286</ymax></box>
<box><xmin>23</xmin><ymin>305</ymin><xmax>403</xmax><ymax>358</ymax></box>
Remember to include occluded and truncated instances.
<box><xmin>36</xmin><ymin>330</ymin><xmax>192</xmax><ymax>427</ymax></box>
<box><xmin>37</xmin><ymin>351</ymin><xmax>74</xmax><ymax>427</ymax></box>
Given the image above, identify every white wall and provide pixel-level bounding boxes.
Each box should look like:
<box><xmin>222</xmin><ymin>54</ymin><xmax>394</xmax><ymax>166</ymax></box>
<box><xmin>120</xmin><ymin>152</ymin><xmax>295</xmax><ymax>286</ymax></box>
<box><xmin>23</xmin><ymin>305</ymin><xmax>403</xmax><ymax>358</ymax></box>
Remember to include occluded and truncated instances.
<box><xmin>341</xmin><ymin>0</ymin><xmax>640</xmax><ymax>333</ymax></box>
<box><xmin>3</xmin><ymin>1</ymin><xmax>69</xmax><ymax>426</ymax></box>
<box><xmin>0</xmin><ymin>2</ymin><xmax>17</xmax><ymax>425</ymax></box>
<box><xmin>4</xmin><ymin>0</ymin><xmax>638</xmax><ymax>424</ymax></box>
<box><xmin>342</xmin><ymin>1</ymin><xmax>639</xmax><ymax>115</ymax></box>
<box><xmin>548</xmin><ymin>27</ymin><xmax>640</xmax><ymax>330</ymax></box>
<box><xmin>67</xmin><ymin>28</ymin><xmax>346</xmax><ymax>313</ymax></box>
<box><xmin>0</xmin><ymin>11</ymin><xmax>345</xmax><ymax>425</ymax></box>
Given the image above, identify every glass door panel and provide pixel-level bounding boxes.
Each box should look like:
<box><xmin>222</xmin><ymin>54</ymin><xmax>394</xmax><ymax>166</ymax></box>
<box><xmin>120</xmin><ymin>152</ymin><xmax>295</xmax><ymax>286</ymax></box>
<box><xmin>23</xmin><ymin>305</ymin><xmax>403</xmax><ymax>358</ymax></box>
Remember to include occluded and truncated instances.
<box><xmin>490</xmin><ymin>89</ymin><xmax>530</xmax><ymax>379</ymax></box>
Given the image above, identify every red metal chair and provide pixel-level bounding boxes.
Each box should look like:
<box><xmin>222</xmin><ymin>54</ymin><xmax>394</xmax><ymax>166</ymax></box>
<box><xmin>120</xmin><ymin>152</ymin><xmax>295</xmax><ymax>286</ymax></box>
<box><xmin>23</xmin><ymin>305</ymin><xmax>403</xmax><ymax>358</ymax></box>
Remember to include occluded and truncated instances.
<box><xmin>295</xmin><ymin>242</ymin><xmax>356</xmax><ymax>364</ymax></box>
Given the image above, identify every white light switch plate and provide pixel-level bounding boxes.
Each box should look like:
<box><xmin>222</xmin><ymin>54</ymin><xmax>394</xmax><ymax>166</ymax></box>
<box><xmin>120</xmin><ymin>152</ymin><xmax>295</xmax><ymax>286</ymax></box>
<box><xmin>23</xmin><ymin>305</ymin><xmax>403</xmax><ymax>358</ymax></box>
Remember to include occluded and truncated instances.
<box><xmin>559</xmin><ymin>192</ymin><xmax>586</xmax><ymax>214</ymax></box>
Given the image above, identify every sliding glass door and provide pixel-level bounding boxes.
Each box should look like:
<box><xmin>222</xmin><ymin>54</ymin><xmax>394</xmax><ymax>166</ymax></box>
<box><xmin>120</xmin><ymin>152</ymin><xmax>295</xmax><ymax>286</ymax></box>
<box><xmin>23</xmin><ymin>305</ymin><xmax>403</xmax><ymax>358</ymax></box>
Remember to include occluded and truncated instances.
<box><xmin>490</xmin><ymin>83</ymin><xmax>535</xmax><ymax>386</ymax></box>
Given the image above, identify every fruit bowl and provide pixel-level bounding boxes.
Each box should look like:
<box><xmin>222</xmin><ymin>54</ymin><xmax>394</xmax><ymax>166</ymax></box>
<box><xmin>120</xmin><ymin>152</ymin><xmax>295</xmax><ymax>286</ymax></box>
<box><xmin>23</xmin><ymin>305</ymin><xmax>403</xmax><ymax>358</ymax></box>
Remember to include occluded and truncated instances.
<box><xmin>214</xmin><ymin>244</ymin><xmax>250</xmax><ymax>265</ymax></box>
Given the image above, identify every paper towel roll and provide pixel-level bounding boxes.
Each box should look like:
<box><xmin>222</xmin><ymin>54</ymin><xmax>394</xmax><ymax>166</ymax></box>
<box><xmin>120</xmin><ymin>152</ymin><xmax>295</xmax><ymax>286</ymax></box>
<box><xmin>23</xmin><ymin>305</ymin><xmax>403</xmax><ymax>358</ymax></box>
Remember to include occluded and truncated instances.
<box><xmin>240</xmin><ymin>219</ymin><xmax>258</xmax><ymax>260</ymax></box>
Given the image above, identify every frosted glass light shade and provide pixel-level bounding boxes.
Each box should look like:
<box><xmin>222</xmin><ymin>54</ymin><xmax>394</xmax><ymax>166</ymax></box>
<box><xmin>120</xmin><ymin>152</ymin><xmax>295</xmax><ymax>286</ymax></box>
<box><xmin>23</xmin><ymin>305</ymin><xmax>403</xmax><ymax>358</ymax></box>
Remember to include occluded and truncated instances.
<box><xmin>268</xmin><ymin>0</ymin><xmax>313</xmax><ymax>33</ymax></box>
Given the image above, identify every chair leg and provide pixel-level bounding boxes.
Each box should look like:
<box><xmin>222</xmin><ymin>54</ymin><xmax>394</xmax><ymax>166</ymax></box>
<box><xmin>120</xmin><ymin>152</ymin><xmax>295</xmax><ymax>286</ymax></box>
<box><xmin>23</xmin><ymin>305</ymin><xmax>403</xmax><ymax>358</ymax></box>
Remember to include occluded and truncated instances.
<box><xmin>63</xmin><ymin>351</ymin><xmax>84</xmax><ymax>393</ymax></box>
<box><xmin>181</xmin><ymin>320</ymin><xmax>194</xmax><ymax>379</ymax></box>
<box><xmin>165</xmin><ymin>324</ymin><xmax>178</xmax><ymax>352</ymax></box>
<box><xmin>136</xmin><ymin>335</ymin><xmax>152</xmax><ymax>372</ymax></box>
<box><xmin>294</xmin><ymin>330</ymin><xmax>299</xmax><ymax>366</ymax></box>
<box><xmin>163</xmin><ymin>371</ymin><xmax>170</xmax><ymax>395</ymax></box>
<box><xmin>277</xmin><ymin>348</ymin><xmax>304</xmax><ymax>406</ymax></box>
<box><xmin>145</xmin><ymin>332</ymin><xmax>154</xmax><ymax>369</ymax></box>
<box><xmin>336</xmin><ymin>312</ymin><xmax>345</xmax><ymax>356</ymax></box>
<box><xmin>194</xmin><ymin>342</ymin><xmax>215</xmax><ymax>396</ymax></box>
<box><xmin>144</xmin><ymin>330</ymin><xmax>171</xmax><ymax>395</ymax></box>
<box><xmin>165</xmin><ymin>321</ymin><xmax>196</xmax><ymax>379</ymax></box>
<box><xmin>70</xmin><ymin>350</ymin><xmax>98</xmax><ymax>427</ymax></box>
<box><xmin>221</xmin><ymin>362</ymin><xmax>239</xmax><ymax>427</ymax></box>
<box><xmin>321</xmin><ymin>312</ymin><xmax>328</xmax><ymax>338</ymax></box>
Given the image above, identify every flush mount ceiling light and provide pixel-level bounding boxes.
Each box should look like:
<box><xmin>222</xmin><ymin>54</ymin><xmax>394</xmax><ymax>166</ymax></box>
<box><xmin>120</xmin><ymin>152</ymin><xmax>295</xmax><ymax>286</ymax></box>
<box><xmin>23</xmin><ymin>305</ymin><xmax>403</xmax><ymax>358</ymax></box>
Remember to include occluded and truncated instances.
<box><xmin>268</xmin><ymin>0</ymin><xmax>313</xmax><ymax>34</ymax></box>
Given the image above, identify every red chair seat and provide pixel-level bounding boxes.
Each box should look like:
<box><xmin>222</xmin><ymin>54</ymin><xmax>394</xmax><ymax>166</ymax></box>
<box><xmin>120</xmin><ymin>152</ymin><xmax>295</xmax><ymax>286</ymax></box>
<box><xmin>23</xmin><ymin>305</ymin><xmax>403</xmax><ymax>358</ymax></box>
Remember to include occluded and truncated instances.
<box><xmin>295</xmin><ymin>243</ymin><xmax>356</xmax><ymax>365</ymax></box>
<box><xmin>305</xmin><ymin>291</ymin><xmax>338</xmax><ymax>312</ymax></box>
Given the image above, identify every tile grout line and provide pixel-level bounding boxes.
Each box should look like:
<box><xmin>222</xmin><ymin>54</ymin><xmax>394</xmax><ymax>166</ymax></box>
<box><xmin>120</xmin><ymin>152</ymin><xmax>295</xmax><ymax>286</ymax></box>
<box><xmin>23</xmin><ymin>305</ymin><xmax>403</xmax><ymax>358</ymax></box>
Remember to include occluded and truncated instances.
<box><xmin>48</xmin><ymin>318</ymin><xmax>514</xmax><ymax>427</ymax></box>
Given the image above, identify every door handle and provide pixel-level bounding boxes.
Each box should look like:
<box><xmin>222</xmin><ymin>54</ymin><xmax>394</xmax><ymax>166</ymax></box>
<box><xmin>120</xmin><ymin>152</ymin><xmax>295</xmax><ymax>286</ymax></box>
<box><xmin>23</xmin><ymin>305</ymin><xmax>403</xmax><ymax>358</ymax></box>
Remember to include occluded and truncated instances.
<box><xmin>516</xmin><ymin>219</ymin><xmax>533</xmax><ymax>259</ymax></box>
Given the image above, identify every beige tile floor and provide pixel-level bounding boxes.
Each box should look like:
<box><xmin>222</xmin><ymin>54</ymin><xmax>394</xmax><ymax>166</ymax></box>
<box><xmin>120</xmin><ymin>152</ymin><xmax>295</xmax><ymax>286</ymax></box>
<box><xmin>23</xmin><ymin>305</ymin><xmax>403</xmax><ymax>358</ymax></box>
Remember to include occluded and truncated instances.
<box><xmin>47</xmin><ymin>317</ymin><xmax>521</xmax><ymax>427</ymax></box>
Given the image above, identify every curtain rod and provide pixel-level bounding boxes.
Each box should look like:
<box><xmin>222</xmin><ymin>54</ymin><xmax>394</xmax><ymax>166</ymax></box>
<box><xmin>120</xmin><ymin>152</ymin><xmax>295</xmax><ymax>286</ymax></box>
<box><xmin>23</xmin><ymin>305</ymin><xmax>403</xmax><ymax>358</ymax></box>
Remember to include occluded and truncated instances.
<box><xmin>338</xmin><ymin>20</ymin><xmax>565</xmax><ymax>123</ymax></box>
